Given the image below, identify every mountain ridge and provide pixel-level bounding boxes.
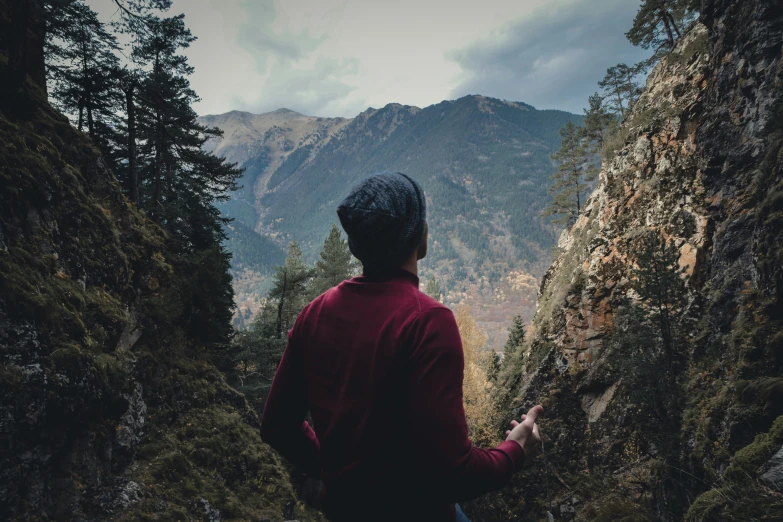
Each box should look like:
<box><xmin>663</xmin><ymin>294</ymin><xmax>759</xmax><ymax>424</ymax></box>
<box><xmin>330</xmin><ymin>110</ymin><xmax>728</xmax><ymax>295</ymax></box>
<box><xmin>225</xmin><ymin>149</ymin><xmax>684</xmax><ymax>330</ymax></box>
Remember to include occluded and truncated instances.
<box><xmin>201</xmin><ymin>95</ymin><xmax>584</xmax><ymax>345</ymax></box>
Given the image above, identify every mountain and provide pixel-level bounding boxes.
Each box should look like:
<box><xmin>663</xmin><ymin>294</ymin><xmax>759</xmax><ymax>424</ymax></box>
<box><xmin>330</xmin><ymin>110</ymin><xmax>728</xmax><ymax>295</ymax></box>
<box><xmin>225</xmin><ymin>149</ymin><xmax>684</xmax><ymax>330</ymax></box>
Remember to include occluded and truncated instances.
<box><xmin>202</xmin><ymin>97</ymin><xmax>583</xmax><ymax>346</ymax></box>
<box><xmin>472</xmin><ymin>3</ymin><xmax>783</xmax><ymax>520</ymax></box>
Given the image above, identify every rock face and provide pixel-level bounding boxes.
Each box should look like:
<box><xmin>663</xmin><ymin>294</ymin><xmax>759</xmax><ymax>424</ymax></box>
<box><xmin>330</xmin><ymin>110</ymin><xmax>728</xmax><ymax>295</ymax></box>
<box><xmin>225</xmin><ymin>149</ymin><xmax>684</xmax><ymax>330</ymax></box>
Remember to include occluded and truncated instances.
<box><xmin>476</xmin><ymin>1</ymin><xmax>783</xmax><ymax>520</ymax></box>
<box><xmin>0</xmin><ymin>63</ymin><xmax>323</xmax><ymax>521</ymax></box>
<box><xmin>761</xmin><ymin>446</ymin><xmax>783</xmax><ymax>492</ymax></box>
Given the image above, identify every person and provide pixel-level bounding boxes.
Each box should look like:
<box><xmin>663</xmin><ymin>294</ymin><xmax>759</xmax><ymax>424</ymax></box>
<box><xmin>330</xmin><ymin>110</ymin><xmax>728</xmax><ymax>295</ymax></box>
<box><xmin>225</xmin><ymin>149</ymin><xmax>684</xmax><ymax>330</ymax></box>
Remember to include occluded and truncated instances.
<box><xmin>260</xmin><ymin>172</ymin><xmax>543</xmax><ymax>522</ymax></box>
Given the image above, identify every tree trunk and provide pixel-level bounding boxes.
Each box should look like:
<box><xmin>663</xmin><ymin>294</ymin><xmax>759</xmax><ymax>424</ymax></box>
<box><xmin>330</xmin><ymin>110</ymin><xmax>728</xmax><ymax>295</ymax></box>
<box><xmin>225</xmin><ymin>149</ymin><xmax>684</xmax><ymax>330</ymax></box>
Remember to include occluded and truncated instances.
<box><xmin>669</xmin><ymin>12</ymin><xmax>682</xmax><ymax>38</ymax></box>
<box><xmin>78</xmin><ymin>103</ymin><xmax>84</xmax><ymax>131</ymax></box>
<box><xmin>87</xmin><ymin>104</ymin><xmax>95</xmax><ymax>138</ymax></box>
<box><xmin>6</xmin><ymin>0</ymin><xmax>46</xmax><ymax>96</ymax></box>
<box><xmin>125</xmin><ymin>84</ymin><xmax>138</xmax><ymax>204</ymax></box>
<box><xmin>153</xmin><ymin>108</ymin><xmax>163</xmax><ymax>220</ymax></box>
<box><xmin>660</xmin><ymin>8</ymin><xmax>675</xmax><ymax>47</ymax></box>
<box><xmin>613</xmin><ymin>79</ymin><xmax>626</xmax><ymax>119</ymax></box>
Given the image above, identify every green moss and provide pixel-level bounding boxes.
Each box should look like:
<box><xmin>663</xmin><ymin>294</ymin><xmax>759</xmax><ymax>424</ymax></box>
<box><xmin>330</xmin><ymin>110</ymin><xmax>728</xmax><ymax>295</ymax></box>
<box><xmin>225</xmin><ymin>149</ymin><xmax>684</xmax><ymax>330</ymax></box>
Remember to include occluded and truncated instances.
<box><xmin>0</xmin><ymin>365</ymin><xmax>23</xmax><ymax>387</ymax></box>
<box><xmin>579</xmin><ymin>499</ymin><xmax>655</xmax><ymax>522</ymax></box>
<box><xmin>725</xmin><ymin>415</ymin><xmax>783</xmax><ymax>480</ymax></box>
<box><xmin>736</xmin><ymin>377</ymin><xmax>783</xmax><ymax>404</ymax></box>
<box><xmin>686</xmin><ymin>416</ymin><xmax>783</xmax><ymax>521</ymax></box>
<box><xmin>0</xmin><ymin>65</ymin><xmax>317</xmax><ymax>522</ymax></box>
<box><xmin>122</xmin><ymin>403</ymin><xmax>321</xmax><ymax>522</ymax></box>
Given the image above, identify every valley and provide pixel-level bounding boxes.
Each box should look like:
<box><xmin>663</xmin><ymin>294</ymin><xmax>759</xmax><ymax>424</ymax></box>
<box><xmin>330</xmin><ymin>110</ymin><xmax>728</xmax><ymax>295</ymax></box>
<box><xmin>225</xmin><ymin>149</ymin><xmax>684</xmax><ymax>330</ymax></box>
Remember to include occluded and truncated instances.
<box><xmin>202</xmin><ymin>96</ymin><xmax>583</xmax><ymax>347</ymax></box>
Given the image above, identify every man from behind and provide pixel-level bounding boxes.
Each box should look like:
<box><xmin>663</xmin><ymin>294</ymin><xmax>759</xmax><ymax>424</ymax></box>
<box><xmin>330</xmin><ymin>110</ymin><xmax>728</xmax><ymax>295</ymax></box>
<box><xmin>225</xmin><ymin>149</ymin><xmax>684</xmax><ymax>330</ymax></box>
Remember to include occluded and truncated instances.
<box><xmin>260</xmin><ymin>172</ymin><xmax>543</xmax><ymax>522</ymax></box>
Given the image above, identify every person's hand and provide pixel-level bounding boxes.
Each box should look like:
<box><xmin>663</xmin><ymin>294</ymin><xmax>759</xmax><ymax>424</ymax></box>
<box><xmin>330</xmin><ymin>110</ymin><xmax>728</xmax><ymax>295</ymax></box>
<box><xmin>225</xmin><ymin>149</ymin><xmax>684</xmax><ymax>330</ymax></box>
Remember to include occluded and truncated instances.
<box><xmin>505</xmin><ymin>405</ymin><xmax>543</xmax><ymax>460</ymax></box>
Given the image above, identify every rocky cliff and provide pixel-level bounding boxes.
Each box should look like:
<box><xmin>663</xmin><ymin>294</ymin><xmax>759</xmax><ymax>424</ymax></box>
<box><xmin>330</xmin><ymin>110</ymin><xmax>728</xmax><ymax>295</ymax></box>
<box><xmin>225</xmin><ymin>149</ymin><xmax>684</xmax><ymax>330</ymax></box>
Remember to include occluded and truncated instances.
<box><xmin>0</xmin><ymin>59</ymin><xmax>322</xmax><ymax>522</ymax></box>
<box><xmin>475</xmin><ymin>1</ymin><xmax>783</xmax><ymax>520</ymax></box>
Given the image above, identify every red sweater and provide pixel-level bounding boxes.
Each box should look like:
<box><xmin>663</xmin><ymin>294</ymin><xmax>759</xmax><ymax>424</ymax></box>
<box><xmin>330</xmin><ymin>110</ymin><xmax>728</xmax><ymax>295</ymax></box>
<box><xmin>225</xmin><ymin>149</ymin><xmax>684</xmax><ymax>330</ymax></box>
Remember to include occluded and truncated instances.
<box><xmin>260</xmin><ymin>269</ymin><xmax>525</xmax><ymax>521</ymax></box>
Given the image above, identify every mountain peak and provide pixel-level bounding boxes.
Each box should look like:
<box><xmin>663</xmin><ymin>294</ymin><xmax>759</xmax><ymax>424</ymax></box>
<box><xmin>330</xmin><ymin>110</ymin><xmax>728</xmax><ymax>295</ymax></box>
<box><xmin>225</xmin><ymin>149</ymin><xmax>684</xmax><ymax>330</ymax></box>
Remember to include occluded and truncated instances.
<box><xmin>272</xmin><ymin>108</ymin><xmax>302</xmax><ymax>116</ymax></box>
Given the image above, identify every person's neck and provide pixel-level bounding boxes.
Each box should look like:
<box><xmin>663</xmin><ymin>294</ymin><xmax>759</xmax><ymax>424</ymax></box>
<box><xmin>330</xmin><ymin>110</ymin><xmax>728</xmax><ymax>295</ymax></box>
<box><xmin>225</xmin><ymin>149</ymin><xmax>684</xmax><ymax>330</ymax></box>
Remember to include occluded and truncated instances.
<box><xmin>399</xmin><ymin>257</ymin><xmax>418</xmax><ymax>276</ymax></box>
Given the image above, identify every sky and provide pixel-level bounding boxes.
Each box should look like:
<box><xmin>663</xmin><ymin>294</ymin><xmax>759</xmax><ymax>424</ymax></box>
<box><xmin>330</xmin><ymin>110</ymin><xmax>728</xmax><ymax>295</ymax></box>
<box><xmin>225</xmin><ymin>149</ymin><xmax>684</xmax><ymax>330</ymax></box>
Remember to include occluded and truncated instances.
<box><xmin>92</xmin><ymin>0</ymin><xmax>650</xmax><ymax>118</ymax></box>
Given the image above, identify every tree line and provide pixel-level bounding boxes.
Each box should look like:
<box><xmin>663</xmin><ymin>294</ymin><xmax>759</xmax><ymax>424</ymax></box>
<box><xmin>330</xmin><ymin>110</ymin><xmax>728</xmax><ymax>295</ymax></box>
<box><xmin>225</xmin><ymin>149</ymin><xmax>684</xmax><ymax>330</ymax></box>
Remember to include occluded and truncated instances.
<box><xmin>3</xmin><ymin>0</ymin><xmax>245</xmax><ymax>350</ymax></box>
<box><xmin>542</xmin><ymin>0</ymin><xmax>698</xmax><ymax>227</ymax></box>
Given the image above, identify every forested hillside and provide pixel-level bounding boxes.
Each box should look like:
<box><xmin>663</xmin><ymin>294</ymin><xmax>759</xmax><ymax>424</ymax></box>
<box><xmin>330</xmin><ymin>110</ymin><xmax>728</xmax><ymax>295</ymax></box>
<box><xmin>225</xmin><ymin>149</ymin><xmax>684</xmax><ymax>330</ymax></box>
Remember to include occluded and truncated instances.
<box><xmin>204</xmin><ymin>98</ymin><xmax>583</xmax><ymax>345</ymax></box>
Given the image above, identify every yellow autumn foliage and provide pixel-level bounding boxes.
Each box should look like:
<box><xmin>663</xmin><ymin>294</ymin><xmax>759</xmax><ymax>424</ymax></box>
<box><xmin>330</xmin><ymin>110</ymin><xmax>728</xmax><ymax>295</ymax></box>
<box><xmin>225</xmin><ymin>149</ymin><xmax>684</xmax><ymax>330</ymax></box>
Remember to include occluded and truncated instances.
<box><xmin>455</xmin><ymin>305</ymin><xmax>502</xmax><ymax>447</ymax></box>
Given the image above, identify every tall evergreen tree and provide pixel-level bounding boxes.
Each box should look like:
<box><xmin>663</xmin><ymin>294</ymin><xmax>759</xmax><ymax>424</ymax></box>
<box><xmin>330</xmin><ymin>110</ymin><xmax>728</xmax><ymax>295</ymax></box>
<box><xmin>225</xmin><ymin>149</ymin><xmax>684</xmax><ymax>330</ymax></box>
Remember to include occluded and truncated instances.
<box><xmin>268</xmin><ymin>241</ymin><xmax>312</xmax><ymax>339</ymax></box>
<box><xmin>598</xmin><ymin>64</ymin><xmax>644</xmax><ymax>120</ymax></box>
<box><xmin>581</xmin><ymin>93</ymin><xmax>617</xmax><ymax>155</ymax></box>
<box><xmin>501</xmin><ymin>315</ymin><xmax>525</xmax><ymax>370</ymax></box>
<box><xmin>626</xmin><ymin>0</ymin><xmax>698</xmax><ymax>61</ymax></box>
<box><xmin>227</xmin><ymin>314</ymin><xmax>286</xmax><ymax>411</ymax></box>
<box><xmin>425</xmin><ymin>276</ymin><xmax>443</xmax><ymax>302</ymax></box>
<box><xmin>542</xmin><ymin>121</ymin><xmax>596</xmax><ymax>227</ymax></box>
<box><xmin>119</xmin><ymin>70</ymin><xmax>140</xmax><ymax>203</ymax></box>
<box><xmin>131</xmin><ymin>14</ymin><xmax>195</xmax><ymax>217</ymax></box>
<box><xmin>309</xmin><ymin>224</ymin><xmax>355</xmax><ymax>298</ymax></box>
<box><xmin>45</xmin><ymin>1</ymin><xmax>123</xmax><ymax>159</ymax></box>
<box><xmin>482</xmin><ymin>352</ymin><xmax>501</xmax><ymax>384</ymax></box>
<box><xmin>120</xmin><ymin>11</ymin><xmax>241</xmax><ymax>349</ymax></box>
<box><xmin>629</xmin><ymin>231</ymin><xmax>688</xmax><ymax>365</ymax></box>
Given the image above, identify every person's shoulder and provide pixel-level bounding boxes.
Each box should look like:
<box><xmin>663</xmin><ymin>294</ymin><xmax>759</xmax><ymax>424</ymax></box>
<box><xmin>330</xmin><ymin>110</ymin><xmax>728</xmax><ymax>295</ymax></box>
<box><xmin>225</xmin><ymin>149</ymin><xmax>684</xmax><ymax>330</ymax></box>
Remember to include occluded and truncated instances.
<box><xmin>414</xmin><ymin>289</ymin><xmax>449</xmax><ymax>312</ymax></box>
<box><xmin>410</xmin><ymin>289</ymin><xmax>455</xmax><ymax>324</ymax></box>
<box><xmin>300</xmin><ymin>285</ymin><xmax>339</xmax><ymax>316</ymax></box>
<box><xmin>405</xmin><ymin>290</ymin><xmax>461</xmax><ymax>354</ymax></box>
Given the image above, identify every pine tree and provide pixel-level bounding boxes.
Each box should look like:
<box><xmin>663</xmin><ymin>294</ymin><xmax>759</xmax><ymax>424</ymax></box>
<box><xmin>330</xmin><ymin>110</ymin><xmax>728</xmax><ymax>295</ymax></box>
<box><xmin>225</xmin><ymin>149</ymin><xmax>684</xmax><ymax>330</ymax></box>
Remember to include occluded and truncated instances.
<box><xmin>629</xmin><ymin>231</ymin><xmax>688</xmax><ymax>365</ymax></box>
<box><xmin>131</xmin><ymin>14</ymin><xmax>196</xmax><ymax>217</ymax></box>
<box><xmin>119</xmin><ymin>70</ymin><xmax>140</xmax><ymax>203</ymax></box>
<box><xmin>598</xmin><ymin>64</ymin><xmax>644</xmax><ymax>120</ymax></box>
<box><xmin>123</xmin><ymin>11</ymin><xmax>240</xmax><ymax>349</ymax></box>
<box><xmin>226</xmin><ymin>313</ymin><xmax>287</xmax><ymax>412</ymax></box>
<box><xmin>425</xmin><ymin>276</ymin><xmax>443</xmax><ymax>302</ymax></box>
<box><xmin>46</xmin><ymin>1</ymin><xmax>123</xmax><ymax>159</ymax></box>
<box><xmin>626</xmin><ymin>0</ymin><xmax>698</xmax><ymax>60</ymax></box>
<box><xmin>491</xmin><ymin>315</ymin><xmax>528</xmax><ymax>437</ymax></box>
<box><xmin>581</xmin><ymin>93</ymin><xmax>617</xmax><ymax>155</ymax></box>
<box><xmin>482</xmin><ymin>352</ymin><xmax>501</xmax><ymax>384</ymax></box>
<box><xmin>309</xmin><ymin>224</ymin><xmax>355</xmax><ymax>298</ymax></box>
<box><xmin>542</xmin><ymin>121</ymin><xmax>596</xmax><ymax>227</ymax></box>
<box><xmin>269</xmin><ymin>241</ymin><xmax>312</xmax><ymax>339</ymax></box>
<box><xmin>501</xmin><ymin>315</ymin><xmax>525</xmax><ymax>370</ymax></box>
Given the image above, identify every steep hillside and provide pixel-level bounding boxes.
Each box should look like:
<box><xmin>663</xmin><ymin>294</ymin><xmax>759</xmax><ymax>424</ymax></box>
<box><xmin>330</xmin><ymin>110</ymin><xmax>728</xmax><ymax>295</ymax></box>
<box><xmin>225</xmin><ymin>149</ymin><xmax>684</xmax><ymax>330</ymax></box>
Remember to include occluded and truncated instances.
<box><xmin>0</xmin><ymin>55</ymin><xmax>322</xmax><ymax>522</ymax></box>
<box><xmin>475</xmin><ymin>1</ymin><xmax>783</xmax><ymax>520</ymax></box>
<box><xmin>204</xmin><ymin>98</ymin><xmax>582</xmax><ymax>346</ymax></box>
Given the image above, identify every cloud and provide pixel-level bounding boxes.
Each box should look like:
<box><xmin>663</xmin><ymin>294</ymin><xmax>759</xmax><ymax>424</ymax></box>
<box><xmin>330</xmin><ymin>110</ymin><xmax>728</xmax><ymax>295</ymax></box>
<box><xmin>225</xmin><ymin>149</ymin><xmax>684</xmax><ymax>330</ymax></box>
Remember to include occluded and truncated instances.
<box><xmin>230</xmin><ymin>57</ymin><xmax>361</xmax><ymax>116</ymax></box>
<box><xmin>231</xmin><ymin>0</ymin><xmax>362</xmax><ymax>116</ymax></box>
<box><xmin>236</xmin><ymin>0</ymin><xmax>324</xmax><ymax>68</ymax></box>
<box><xmin>448</xmin><ymin>0</ymin><xmax>650</xmax><ymax>113</ymax></box>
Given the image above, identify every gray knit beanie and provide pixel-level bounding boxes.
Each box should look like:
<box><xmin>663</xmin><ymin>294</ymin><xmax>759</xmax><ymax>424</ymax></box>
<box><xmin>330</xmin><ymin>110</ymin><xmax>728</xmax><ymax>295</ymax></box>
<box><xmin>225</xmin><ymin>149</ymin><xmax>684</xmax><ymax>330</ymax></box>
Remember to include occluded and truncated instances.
<box><xmin>337</xmin><ymin>172</ymin><xmax>427</xmax><ymax>274</ymax></box>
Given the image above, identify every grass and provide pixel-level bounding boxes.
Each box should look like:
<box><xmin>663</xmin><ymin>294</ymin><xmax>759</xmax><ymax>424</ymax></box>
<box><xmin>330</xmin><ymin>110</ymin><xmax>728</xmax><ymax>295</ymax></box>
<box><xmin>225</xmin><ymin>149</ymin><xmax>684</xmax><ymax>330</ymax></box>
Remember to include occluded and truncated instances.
<box><xmin>686</xmin><ymin>416</ymin><xmax>783</xmax><ymax>521</ymax></box>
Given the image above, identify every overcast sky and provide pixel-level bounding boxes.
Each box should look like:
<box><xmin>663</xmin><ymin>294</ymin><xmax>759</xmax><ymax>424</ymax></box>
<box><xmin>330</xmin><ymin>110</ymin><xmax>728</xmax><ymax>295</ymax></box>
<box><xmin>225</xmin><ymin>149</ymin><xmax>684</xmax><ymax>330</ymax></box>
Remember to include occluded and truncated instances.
<box><xmin>93</xmin><ymin>0</ymin><xmax>649</xmax><ymax>117</ymax></box>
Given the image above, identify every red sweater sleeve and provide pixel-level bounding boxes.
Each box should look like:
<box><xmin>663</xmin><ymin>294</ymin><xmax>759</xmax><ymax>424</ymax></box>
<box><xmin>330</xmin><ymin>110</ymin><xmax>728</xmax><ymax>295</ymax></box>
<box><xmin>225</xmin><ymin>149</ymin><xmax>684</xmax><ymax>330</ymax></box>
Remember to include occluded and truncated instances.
<box><xmin>259</xmin><ymin>324</ymin><xmax>321</xmax><ymax>478</ymax></box>
<box><xmin>406</xmin><ymin>306</ymin><xmax>525</xmax><ymax>502</ymax></box>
